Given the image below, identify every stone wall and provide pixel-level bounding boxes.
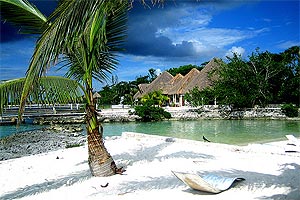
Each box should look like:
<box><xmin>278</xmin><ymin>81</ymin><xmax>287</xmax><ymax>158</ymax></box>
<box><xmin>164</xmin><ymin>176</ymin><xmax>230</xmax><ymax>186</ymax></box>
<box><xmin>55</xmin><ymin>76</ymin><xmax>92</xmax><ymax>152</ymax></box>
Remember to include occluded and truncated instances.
<box><xmin>26</xmin><ymin>105</ymin><xmax>299</xmax><ymax>125</ymax></box>
<box><xmin>165</xmin><ymin>105</ymin><xmax>294</xmax><ymax>120</ymax></box>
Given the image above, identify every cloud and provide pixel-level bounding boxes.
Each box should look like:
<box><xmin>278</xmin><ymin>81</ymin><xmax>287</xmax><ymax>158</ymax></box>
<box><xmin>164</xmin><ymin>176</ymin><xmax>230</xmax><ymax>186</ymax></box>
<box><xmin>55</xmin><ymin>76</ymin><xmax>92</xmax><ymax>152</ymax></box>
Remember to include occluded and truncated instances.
<box><xmin>276</xmin><ymin>40</ymin><xmax>300</xmax><ymax>49</ymax></box>
<box><xmin>125</xmin><ymin>4</ymin><xmax>200</xmax><ymax>58</ymax></box>
<box><xmin>225</xmin><ymin>46</ymin><xmax>246</xmax><ymax>57</ymax></box>
<box><xmin>154</xmin><ymin>68</ymin><xmax>162</xmax><ymax>76</ymax></box>
<box><xmin>125</xmin><ymin>1</ymin><xmax>267</xmax><ymax>63</ymax></box>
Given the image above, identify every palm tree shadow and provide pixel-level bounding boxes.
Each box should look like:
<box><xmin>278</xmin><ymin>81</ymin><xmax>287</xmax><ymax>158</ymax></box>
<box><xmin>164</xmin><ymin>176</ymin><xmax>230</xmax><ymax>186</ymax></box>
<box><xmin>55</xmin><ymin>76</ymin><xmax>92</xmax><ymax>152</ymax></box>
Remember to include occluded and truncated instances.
<box><xmin>0</xmin><ymin>169</ymin><xmax>92</xmax><ymax>200</ymax></box>
<box><xmin>97</xmin><ymin>142</ymin><xmax>216</xmax><ymax>196</ymax></box>
<box><xmin>113</xmin><ymin>141</ymin><xmax>215</xmax><ymax>167</ymax></box>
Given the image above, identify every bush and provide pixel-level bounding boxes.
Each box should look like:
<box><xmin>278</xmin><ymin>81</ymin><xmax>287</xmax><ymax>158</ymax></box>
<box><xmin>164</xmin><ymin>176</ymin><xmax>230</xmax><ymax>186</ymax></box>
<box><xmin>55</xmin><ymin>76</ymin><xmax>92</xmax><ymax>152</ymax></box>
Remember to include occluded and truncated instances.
<box><xmin>134</xmin><ymin>105</ymin><xmax>171</xmax><ymax>122</ymax></box>
<box><xmin>281</xmin><ymin>104</ymin><xmax>299</xmax><ymax>117</ymax></box>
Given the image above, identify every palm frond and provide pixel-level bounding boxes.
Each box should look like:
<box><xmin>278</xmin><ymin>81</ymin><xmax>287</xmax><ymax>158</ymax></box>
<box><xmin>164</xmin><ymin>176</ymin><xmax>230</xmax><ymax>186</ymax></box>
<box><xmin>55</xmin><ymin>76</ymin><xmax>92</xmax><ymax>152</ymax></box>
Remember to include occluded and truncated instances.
<box><xmin>0</xmin><ymin>0</ymin><xmax>48</xmax><ymax>34</ymax></box>
<box><xmin>16</xmin><ymin>0</ymin><xmax>127</xmax><ymax>115</ymax></box>
<box><xmin>46</xmin><ymin>0</ymin><xmax>128</xmax><ymax>84</ymax></box>
<box><xmin>0</xmin><ymin>76</ymin><xmax>83</xmax><ymax>115</ymax></box>
<box><xmin>0</xmin><ymin>78</ymin><xmax>24</xmax><ymax>114</ymax></box>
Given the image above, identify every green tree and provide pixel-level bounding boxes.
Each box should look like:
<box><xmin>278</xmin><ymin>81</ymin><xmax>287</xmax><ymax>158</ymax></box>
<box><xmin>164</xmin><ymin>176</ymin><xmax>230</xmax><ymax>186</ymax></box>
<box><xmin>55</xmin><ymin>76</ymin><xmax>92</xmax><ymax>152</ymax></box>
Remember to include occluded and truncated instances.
<box><xmin>185</xmin><ymin>87</ymin><xmax>215</xmax><ymax>107</ymax></box>
<box><xmin>277</xmin><ymin>46</ymin><xmax>300</xmax><ymax>105</ymax></box>
<box><xmin>167</xmin><ymin>64</ymin><xmax>203</xmax><ymax>76</ymax></box>
<box><xmin>134</xmin><ymin>105</ymin><xmax>171</xmax><ymax>121</ymax></box>
<box><xmin>213</xmin><ymin>54</ymin><xmax>256</xmax><ymax>107</ymax></box>
<box><xmin>247</xmin><ymin>49</ymin><xmax>286</xmax><ymax>106</ymax></box>
<box><xmin>1</xmin><ymin>0</ymin><xmax>128</xmax><ymax>176</ymax></box>
<box><xmin>213</xmin><ymin>47</ymin><xmax>299</xmax><ymax>108</ymax></box>
<box><xmin>135</xmin><ymin>90</ymin><xmax>171</xmax><ymax>121</ymax></box>
<box><xmin>140</xmin><ymin>90</ymin><xmax>169</xmax><ymax>107</ymax></box>
<box><xmin>97</xmin><ymin>68</ymin><xmax>160</xmax><ymax>106</ymax></box>
<box><xmin>281</xmin><ymin>103</ymin><xmax>299</xmax><ymax>117</ymax></box>
<box><xmin>98</xmin><ymin>85</ymin><xmax>116</xmax><ymax>106</ymax></box>
<box><xmin>148</xmin><ymin>68</ymin><xmax>158</xmax><ymax>82</ymax></box>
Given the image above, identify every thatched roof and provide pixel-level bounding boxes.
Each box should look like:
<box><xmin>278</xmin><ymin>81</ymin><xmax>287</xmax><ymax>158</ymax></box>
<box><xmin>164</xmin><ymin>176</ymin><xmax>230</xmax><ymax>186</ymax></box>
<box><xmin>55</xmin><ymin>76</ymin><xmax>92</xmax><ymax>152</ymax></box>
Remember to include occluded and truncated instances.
<box><xmin>134</xmin><ymin>71</ymin><xmax>173</xmax><ymax>98</ymax></box>
<box><xmin>188</xmin><ymin>57</ymin><xmax>222</xmax><ymax>92</ymax></box>
<box><xmin>133</xmin><ymin>83</ymin><xmax>150</xmax><ymax>99</ymax></box>
<box><xmin>166</xmin><ymin>68</ymin><xmax>201</xmax><ymax>94</ymax></box>
<box><xmin>170</xmin><ymin>73</ymin><xmax>184</xmax><ymax>85</ymax></box>
<box><xmin>134</xmin><ymin>58</ymin><xmax>222</xmax><ymax>98</ymax></box>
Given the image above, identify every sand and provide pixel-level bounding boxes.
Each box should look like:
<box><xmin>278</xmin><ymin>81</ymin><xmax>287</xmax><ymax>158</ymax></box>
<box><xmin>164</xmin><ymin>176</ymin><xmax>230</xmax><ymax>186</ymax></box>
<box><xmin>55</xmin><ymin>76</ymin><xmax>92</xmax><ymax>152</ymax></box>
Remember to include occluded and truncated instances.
<box><xmin>0</xmin><ymin>132</ymin><xmax>299</xmax><ymax>200</ymax></box>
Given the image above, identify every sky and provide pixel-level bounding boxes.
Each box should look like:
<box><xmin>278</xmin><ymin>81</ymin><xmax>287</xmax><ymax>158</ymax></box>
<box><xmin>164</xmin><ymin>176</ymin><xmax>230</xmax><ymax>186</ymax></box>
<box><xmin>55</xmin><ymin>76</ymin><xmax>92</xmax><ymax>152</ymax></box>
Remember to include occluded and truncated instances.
<box><xmin>0</xmin><ymin>0</ymin><xmax>299</xmax><ymax>90</ymax></box>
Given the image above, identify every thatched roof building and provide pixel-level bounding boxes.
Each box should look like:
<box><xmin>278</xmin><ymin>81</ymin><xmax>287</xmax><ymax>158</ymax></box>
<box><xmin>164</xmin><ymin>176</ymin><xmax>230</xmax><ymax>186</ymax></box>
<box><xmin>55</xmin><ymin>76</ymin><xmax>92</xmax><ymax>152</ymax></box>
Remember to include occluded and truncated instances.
<box><xmin>134</xmin><ymin>58</ymin><xmax>222</xmax><ymax>106</ymax></box>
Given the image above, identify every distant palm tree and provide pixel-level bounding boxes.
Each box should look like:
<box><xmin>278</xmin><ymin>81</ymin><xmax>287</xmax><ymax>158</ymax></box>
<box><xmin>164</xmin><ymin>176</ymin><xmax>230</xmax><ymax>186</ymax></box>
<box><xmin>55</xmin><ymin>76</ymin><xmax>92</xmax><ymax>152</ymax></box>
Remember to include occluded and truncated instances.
<box><xmin>0</xmin><ymin>0</ymin><xmax>128</xmax><ymax>176</ymax></box>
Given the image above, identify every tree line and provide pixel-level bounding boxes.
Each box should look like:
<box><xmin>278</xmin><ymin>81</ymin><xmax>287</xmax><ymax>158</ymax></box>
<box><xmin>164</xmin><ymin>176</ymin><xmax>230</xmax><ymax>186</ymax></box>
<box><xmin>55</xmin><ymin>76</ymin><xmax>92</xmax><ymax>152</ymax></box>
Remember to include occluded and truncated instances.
<box><xmin>98</xmin><ymin>46</ymin><xmax>299</xmax><ymax>109</ymax></box>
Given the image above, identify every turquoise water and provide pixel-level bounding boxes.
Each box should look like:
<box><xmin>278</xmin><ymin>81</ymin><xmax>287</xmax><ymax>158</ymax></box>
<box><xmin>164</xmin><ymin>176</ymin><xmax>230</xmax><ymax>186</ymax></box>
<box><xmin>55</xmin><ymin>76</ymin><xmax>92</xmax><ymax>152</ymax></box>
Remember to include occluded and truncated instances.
<box><xmin>102</xmin><ymin>120</ymin><xmax>300</xmax><ymax>145</ymax></box>
<box><xmin>1</xmin><ymin>120</ymin><xmax>299</xmax><ymax>145</ymax></box>
<box><xmin>0</xmin><ymin>124</ymin><xmax>47</xmax><ymax>138</ymax></box>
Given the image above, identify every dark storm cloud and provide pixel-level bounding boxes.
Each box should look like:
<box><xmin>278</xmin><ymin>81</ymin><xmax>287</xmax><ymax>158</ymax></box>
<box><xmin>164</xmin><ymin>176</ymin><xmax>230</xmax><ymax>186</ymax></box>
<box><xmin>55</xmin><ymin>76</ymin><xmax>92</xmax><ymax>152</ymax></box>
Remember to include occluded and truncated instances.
<box><xmin>0</xmin><ymin>0</ymin><xmax>57</xmax><ymax>43</ymax></box>
<box><xmin>125</xmin><ymin>18</ymin><xmax>196</xmax><ymax>57</ymax></box>
<box><xmin>124</xmin><ymin>2</ymin><xmax>198</xmax><ymax>58</ymax></box>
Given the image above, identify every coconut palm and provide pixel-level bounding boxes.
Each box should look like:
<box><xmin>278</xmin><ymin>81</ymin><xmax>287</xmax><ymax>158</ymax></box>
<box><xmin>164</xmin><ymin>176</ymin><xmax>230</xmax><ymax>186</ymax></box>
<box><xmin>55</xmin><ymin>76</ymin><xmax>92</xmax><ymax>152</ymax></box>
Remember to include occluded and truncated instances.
<box><xmin>0</xmin><ymin>0</ymin><xmax>128</xmax><ymax>176</ymax></box>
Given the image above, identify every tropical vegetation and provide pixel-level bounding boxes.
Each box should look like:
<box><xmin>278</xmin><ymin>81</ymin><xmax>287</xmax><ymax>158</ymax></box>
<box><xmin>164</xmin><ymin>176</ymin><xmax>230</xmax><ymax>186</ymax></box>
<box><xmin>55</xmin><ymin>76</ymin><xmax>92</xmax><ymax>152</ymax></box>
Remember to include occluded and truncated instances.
<box><xmin>134</xmin><ymin>90</ymin><xmax>171</xmax><ymax>121</ymax></box>
<box><xmin>134</xmin><ymin>91</ymin><xmax>171</xmax><ymax>122</ymax></box>
<box><xmin>97</xmin><ymin>68</ymin><xmax>157</xmax><ymax>107</ymax></box>
<box><xmin>281</xmin><ymin>103</ymin><xmax>299</xmax><ymax>118</ymax></box>
<box><xmin>186</xmin><ymin>46</ymin><xmax>300</xmax><ymax>109</ymax></box>
<box><xmin>134</xmin><ymin>105</ymin><xmax>171</xmax><ymax>121</ymax></box>
<box><xmin>167</xmin><ymin>64</ymin><xmax>203</xmax><ymax>76</ymax></box>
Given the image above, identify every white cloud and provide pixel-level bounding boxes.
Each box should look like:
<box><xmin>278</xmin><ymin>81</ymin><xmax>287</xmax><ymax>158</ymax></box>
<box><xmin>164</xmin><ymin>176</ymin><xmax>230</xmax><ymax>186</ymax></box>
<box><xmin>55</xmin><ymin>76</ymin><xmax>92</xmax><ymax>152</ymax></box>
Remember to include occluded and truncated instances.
<box><xmin>276</xmin><ymin>40</ymin><xmax>300</xmax><ymax>49</ymax></box>
<box><xmin>155</xmin><ymin>68</ymin><xmax>162</xmax><ymax>75</ymax></box>
<box><xmin>225</xmin><ymin>46</ymin><xmax>245</xmax><ymax>57</ymax></box>
<box><xmin>155</xmin><ymin>5</ymin><xmax>269</xmax><ymax>57</ymax></box>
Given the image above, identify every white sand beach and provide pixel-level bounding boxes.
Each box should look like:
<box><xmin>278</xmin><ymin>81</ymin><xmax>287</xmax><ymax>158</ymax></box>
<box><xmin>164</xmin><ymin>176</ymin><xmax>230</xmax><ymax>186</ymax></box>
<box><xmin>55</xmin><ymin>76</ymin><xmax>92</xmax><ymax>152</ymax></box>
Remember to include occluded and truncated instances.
<box><xmin>0</xmin><ymin>132</ymin><xmax>299</xmax><ymax>200</ymax></box>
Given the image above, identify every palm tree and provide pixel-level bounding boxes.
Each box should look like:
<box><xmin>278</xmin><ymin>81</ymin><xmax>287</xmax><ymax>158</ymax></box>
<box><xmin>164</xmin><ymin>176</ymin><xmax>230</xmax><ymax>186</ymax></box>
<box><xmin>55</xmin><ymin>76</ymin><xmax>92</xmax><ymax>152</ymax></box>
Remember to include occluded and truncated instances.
<box><xmin>0</xmin><ymin>0</ymin><xmax>128</xmax><ymax>176</ymax></box>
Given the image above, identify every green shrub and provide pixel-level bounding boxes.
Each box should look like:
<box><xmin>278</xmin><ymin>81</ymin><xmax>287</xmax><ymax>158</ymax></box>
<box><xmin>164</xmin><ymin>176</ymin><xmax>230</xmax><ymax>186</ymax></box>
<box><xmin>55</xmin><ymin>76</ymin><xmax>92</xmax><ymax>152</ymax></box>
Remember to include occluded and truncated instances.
<box><xmin>134</xmin><ymin>105</ymin><xmax>171</xmax><ymax>122</ymax></box>
<box><xmin>281</xmin><ymin>104</ymin><xmax>299</xmax><ymax>117</ymax></box>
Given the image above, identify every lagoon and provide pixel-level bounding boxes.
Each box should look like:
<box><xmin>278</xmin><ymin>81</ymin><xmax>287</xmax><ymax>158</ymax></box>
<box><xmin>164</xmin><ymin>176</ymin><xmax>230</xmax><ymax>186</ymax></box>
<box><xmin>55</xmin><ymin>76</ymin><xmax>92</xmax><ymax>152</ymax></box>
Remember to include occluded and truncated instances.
<box><xmin>102</xmin><ymin>120</ymin><xmax>300</xmax><ymax>145</ymax></box>
<box><xmin>1</xmin><ymin>120</ymin><xmax>299</xmax><ymax>145</ymax></box>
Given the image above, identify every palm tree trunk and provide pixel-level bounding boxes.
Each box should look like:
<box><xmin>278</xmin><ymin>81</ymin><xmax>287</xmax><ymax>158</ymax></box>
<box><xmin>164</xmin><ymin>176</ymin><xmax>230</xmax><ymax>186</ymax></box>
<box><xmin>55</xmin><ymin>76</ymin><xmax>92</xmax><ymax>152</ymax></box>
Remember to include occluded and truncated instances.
<box><xmin>86</xmin><ymin>92</ymin><xmax>117</xmax><ymax>176</ymax></box>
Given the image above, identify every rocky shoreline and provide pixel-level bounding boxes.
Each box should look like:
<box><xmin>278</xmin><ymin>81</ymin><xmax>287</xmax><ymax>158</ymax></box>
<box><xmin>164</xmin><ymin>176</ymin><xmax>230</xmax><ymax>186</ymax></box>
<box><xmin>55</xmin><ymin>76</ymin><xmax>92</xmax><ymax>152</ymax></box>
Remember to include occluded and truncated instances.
<box><xmin>0</xmin><ymin>125</ymin><xmax>87</xmax><ymax>161</ymax></box>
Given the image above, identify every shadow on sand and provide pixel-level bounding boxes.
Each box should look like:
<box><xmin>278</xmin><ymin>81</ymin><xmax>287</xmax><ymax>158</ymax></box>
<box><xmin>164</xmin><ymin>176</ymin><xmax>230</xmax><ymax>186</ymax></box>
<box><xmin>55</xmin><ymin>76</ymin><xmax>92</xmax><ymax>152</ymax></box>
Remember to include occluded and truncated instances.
<box><xmin>1</xmin><ymin>169</ymin><xmax>92</xmax><ymax>200</ymax></box>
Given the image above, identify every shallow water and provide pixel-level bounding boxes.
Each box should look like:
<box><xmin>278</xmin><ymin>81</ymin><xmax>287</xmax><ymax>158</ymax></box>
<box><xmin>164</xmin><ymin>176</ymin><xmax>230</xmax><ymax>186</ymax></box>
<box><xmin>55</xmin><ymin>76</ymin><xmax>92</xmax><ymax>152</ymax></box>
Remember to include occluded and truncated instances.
<box><xmin>102</xmin><ymin>120</ymin><xmax>300</xmax><ymax>145</ymax></box>
<box><xmin>0</xmin><ymin>124</ymin><xmax>47</xmax><ymax>139</ymax></box>
<box><xmin>1</xmin><ymin>120</ymin><xmax>299</xmax><ymax>145</ymax></box>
